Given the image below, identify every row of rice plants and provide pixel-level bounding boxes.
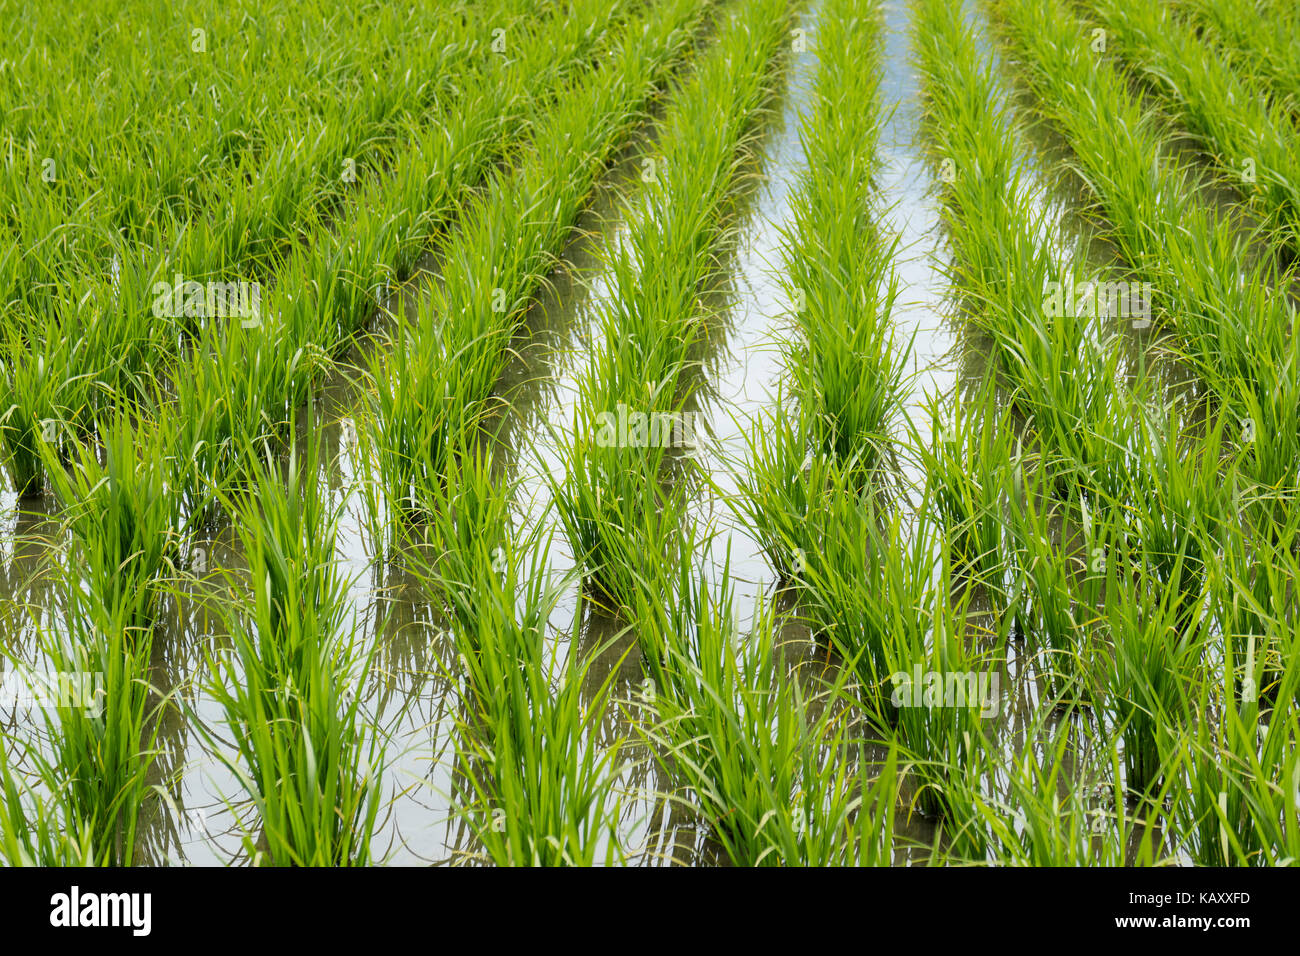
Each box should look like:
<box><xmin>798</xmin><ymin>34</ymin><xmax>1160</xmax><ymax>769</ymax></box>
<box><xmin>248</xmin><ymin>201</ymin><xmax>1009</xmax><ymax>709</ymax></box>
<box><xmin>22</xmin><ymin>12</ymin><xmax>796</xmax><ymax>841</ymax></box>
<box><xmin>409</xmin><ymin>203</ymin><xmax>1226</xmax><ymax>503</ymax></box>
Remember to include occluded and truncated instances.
<box><xmin>552</xmin><ymin>0</ymin><xmax>801</xmax><ymax>615</ymax></box>
<box><xmin>988</xmin><ymin>0</ymin><xmax>1300</xmax><ymax>505</ymax></box>
<box><xmin>409</xmin><ymin>451</ymin><xmax>628</xmax><ymax>865</ymax></box>
<box><xmin>361</xmin><ymin>0</ymin><xmax>721</xmax><ymax>546</ymax></box>
<box><xmin>1168</xmin><ymin>0</ymin><xmax>1300</xmax><ymax>113</ymax></box>
<box><xmin>353</xmin><ymin>0</ymin><xmax>745</xmax><ymax>865</ymax></box>
<box><xmin>1073</xmin><ymin>0</ymin><xmax>1300</xmax><ymax>254</ymax></box>
<box><xmin>613</xmin><ymin>0</ymin><xmax>940</xmax><ymax>862</ymax></box>
<box><xmin>0</xmin><ymin>412</ymin><xmax>176</xmax><ymax>864</ymax></box>
<box><xmin>910</xmin><ymin>0</ymin><xmax>1195</xmax><ymax>856</ymax></box>
<box><xmin>732</xmin><ymin>0</ymin><xmax>917</xmax><ymax>720</ymax></box>
<box><xmin>192</xmin><ymin>421</ymin><xmax>384</xmax><ymax>865</ymax></box>
<box><xmin>984</xmin><ymin>0</ymin><xmax>1300</xmax><ymax>863</ymax></box>
<box><xmin>146</xmin><ymin>0</ymin><xmax>633</xmax><ymax>526</ymax></box>
<box><xmin>0</xmin><ymin>0</ymin><xmax>625</xmax><ymax>505</ymax></box>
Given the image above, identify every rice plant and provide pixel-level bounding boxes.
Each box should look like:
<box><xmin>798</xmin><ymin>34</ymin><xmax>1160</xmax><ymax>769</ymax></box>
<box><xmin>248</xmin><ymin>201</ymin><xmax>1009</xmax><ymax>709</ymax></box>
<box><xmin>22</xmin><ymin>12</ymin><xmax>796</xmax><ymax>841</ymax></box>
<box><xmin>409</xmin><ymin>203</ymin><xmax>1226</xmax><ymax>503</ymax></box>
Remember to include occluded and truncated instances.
<box><xmin>0</xmin><ymin>738</ymin><xmax>98</xmax><ymax>866</ymax></box>
<box><xmin>195</xmin><ymin>422</ymin><xmax>384</xmax><ymax>866</ymax></box>
<box><xmin>638</xmin><ymin>589</ymin><xmax>902</xmax><ymax>866</ymax></box>
<box><xmin>556</xmin><ymin>0</ymin><xmax>803</xmax><ymax>599</ymax></box>
<box><xmin>778</xmin><ymin>0</ymin><xmax>904</xmax><ymax>484</ymax></box>
<box><xmin>407</xmin><ymin>444</ymin><xmax>627</xmax><ymax>865</ymax></box>
<box><xmin>362</xmin><ymin>0</ymin><xmax>717</xmax><ymax>544</ymax></box>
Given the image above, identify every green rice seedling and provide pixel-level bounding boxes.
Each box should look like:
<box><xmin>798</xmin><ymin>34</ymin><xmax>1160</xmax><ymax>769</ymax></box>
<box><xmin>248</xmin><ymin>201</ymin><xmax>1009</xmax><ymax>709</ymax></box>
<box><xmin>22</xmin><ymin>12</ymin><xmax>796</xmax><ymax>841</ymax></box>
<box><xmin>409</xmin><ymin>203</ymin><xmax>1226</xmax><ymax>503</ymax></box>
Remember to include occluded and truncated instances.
<box><xmin>1169</xmin><ymin>677</ymin><xmax>1300</xmax><ymax>866</ymax></box>
<box><xmin>551</xmin><ymin>440</ymin><xmax>690</xmax><ymax>615</ymax></box>
<box><xmin>40</xmin><ymin>415</ymin><xmax>180</xmax><ymax>633</ymax></box>
<box><xmin>1121</xmin><ymin>404</ymin><xmax>1231</xmax><ymax>631</ymax></box>
<box><xmin>1090</xmin><ymin>529</ymin><xmax>1206</xmax><ymax>797</ymax></box>
<box><xmin>46</xmin><ymin>250</ymin><xmax>182</xmax><ymax>416</ymax></box>
<box><xmin>911</xmin><ymin>388</ymin><xmax>1014</xmax><ymax>592</ymax></box>
<box><xmin>410</xmin><ymin>451</ymin><xmax>627</xmax><ymax>866</ymax></box>
<box><xmin>26</xmin><ymin>569</ymin><xmax>165</xmax><ymax>866</ymax></box>
<box><xmin>405</xmin><ymin>442</ymin><xmax>514</xmax><ymax>635</ymax></box>
<box><xmin>165</xmin><ymin>317</ymin><xmax>324</xmax><ymax>525</ymax></box>
<box><xmin>639</xmin><ymin>592</ymin><xmax>901</xmax><ymax>866</ymax></box>
<box><xmin>798</xmin><ymin>473</ymin><xmax>936</xmax><ymax>720</ymax></box>
<box><xmin>622</xmin><ymin>520</ymin><xmax>721</xmax><ymax>707</ymax></box>
<box><xmin>881</xmin><ymin>555</ymin><xmax>995</xmax><ymax>852</ymax></box>
<box><xmin>1208</xmin><ymin>505</ymin><xmax>1300</xmax><ymax>705</ymax></box>
<box><xmin>729</xmin><ymin>396</ymin><xmax>842</xmax><ymax>586</ymax></box>
<box><xmin>1163</xmin><ymin>552</ymin><xmax>1300</xmax><ymax>863</ymax></box>
<box><xmin>1004</xmin><ymin>455</ymin><xmax>1096</xmax><ymax>704</ymax></box>
<box><xmin>196</xmin><ymin>425</ymin><xmax>384</xmax><ymax>866</ymax></box>
<box><xmin>956</xmin><ymin>718</ymin><xmax>1172</xmax><ymax>865</ymax></box>
<box><xmin>0</xmin><ymin>738</ymin><xmax>97</xmax><ymax>867</ymax></box>
<box><xmin>0</xmin><ymin>328</ymin><xmax>89</xmax><ymax>498</ymax></box>
<box><xmin>1006</xmin><ymin>309</ymin><xmax>1131</xmax><ymax>503</ymax></box>
<box><xmin>1223</xmin><ymin>341</ymin><xmax>1300</xmax><ymax>524</ymax></box>
<box><xmin>778</xmin><ymin>0</ymin><xmax>903</xmax><ymax>486</ymax></box>
<box><xmin>360</xmin><ymin>318</ymin><xmax>500</xmax><ymax>537</ymax></box>
<box><xmin>789</xmin><ymin>284</ymin><xmax>906</xmax><ymax>484</ymax></box>
<box><xmin>389</xmin><ymin>424</ymin><xmax>630</xmax><ymax>865</ymax></box>
<box><xmin>449</xmin><ymin>560</ymin><xmax>628</xmax><ymax>866</ymax></box>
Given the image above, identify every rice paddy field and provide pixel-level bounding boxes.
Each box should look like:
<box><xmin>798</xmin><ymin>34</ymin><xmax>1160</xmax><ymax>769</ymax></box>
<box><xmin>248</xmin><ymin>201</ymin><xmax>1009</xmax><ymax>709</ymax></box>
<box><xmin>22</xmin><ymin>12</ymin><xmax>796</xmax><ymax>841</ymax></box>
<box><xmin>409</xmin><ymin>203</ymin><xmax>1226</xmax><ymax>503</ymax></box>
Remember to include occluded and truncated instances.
<box><xmin>0</xmin><ymin>0</ymin><xmax>1297</xmax><ymax>875</ymax></box>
